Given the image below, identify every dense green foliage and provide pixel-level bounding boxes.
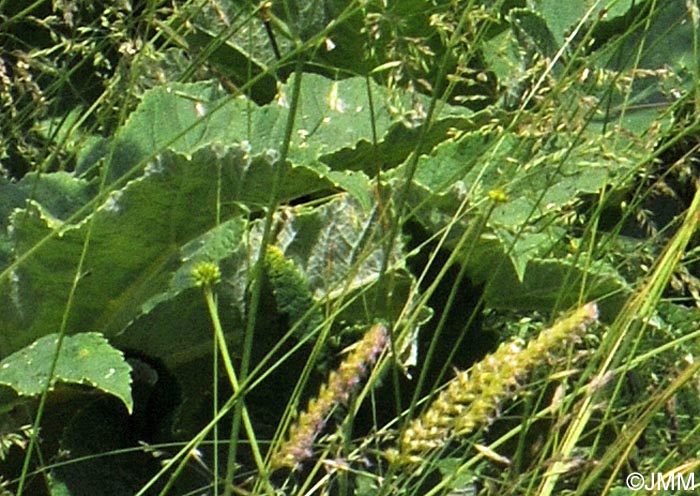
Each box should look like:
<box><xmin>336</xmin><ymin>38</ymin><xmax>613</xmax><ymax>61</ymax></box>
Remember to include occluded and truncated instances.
<box><xmin>1</xmin><ymin>0</ymin><xmax>699</xmax><ymax>495</ymax></box>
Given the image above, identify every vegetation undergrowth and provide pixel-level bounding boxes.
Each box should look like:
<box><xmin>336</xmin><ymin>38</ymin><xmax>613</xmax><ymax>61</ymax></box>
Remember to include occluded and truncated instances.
<box><xmin>1</xmin><ymin>0</ymin><xmax>699</xmax><ymax>495</ymax></box>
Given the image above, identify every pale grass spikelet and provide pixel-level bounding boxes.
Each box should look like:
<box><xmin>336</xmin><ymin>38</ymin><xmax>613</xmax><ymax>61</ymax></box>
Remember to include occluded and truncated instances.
<box><xmin>271</xmin><ymin>324</ymin><xmax>389</xmax><ymax>470</ymax></box>
<box><xmin>396</xmin><ymin>303</ymin><xmax>598</xmax><ymax>462</ymax></box>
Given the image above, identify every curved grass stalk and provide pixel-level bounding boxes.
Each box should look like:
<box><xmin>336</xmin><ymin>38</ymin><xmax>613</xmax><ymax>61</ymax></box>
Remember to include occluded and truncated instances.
<box><xmin>586</xmin><ymin>360</ymin><xmax>700</xmax><ymax>495</ymax></box>
<box><xmin>15</xmin><ymin>222</ymin><xmax>94</xmax><ymax>496</ymax></box>
<box><xmin>222</xmin><ymin>55</ymin><xmax>305</xmax><ymax>493</ymax></box>
<box><xmin>536</xmin><ymin>180</ymin><xmax>700</xmax><ymax>496</ymax></box>
<box><xmin>134</xmin><ymin>388</ymin><xmax>246</xmax><ymax>496</ymax></box>
<box><xmin>191</xmin><ymin>263</ymin><xmax>271</xmax><ymax>493</ymax></box>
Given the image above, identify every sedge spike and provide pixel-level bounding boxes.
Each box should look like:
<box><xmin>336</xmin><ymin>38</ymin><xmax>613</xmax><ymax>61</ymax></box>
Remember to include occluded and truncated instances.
<box><xmin>396</xmin><ymin>302</ymin><xmax>598</xmax><ymax>462</ymax></box>
<box><xmin>270</xmin><ymin>324</ymin><xmax>389</xmax><ymax>470</ymax></box>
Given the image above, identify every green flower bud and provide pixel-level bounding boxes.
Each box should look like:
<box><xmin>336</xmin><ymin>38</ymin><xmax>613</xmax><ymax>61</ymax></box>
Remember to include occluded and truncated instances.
<box><xmin>191</xmin><ymin>262</ymin><xmax>221</xmax><ymax>287</ymax></box>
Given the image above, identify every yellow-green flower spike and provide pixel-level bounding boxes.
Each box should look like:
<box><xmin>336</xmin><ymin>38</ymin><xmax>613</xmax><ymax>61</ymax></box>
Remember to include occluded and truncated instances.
<box><xmin>191</xmin><ymin>261</ymin><xmax>221</xmax><ymax>287</ymax></box>
<box><xmin>395</xmin><ymin>302</ymin><xmax>598</xmax><ymax>463</ymax></box>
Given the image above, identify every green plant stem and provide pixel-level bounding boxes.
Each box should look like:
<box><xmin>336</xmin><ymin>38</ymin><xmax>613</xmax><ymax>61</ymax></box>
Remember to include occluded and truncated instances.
<box><xmin>14</xmin><ymin>116</ymin><xmax>114</xmax><ymax>496</ymax></box>
<box><xmin>136</xmin><ymin>388</ymin><xmax>245</xmax><ymax>496</ymax></box>
<box><xmin>611</xmin><ymin>0</ymin><xmax>656</xmax><ymax>145</ymax></box>
<box><xmin>406</xmin><ymin>202</ymin><xmax>495</xmax><ymax>420</ymax></box>
<box><xmin>212</xmin><ymin>296</ymin><xmax>219</xmax><ymax>496</ymax></box>
<box><xmin>0</xmin><ymin>0</ymin><xmax>45</xmax><ymax>31</ymax></box>
<box><xmin>592</xmin><ymin>361</ymin><xmax>700</xmax><ymax>495</ymax></box>
<box><xmin>376</xmin><ymin>14</ymin><xmax>466</xmax><ymax>305</ymax></box>
<box><xmin>201</xmin><ymin>285</ymin><xmax>271</xmax><ymax>493</ymax></box>
<box><xmin>695</xmin><ymin>0</ymin><xmax>700</xmax><ymax>117</ymax></box>
<box><xmin>373</xmin><ymin>8</ymin><xmax>477</xmax><ymax>448</ymax></box>
<box><xmin>537</xmin><ymin>180</ymin><xmax>700</xmax><ymax>496</ymax></box>
<box><xmin>16</xmin><ymin>268</ymin><xmax>86</xmax><ymax>492</ymax></box>
<box><xmin>223</xmin><ymin>53</ymin><xmax>306</xmax><ymax>496</ymax></box>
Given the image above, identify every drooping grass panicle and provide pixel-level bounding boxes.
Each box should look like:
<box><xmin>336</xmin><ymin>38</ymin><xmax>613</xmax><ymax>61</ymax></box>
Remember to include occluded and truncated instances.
<box><xmin>396</xmin><ymin>302</ymin><xmax>599</xmax><ymax>463</ymax></box>
<box><xmin>270</xmin><ymin>323</ymin><xmax>389</xmax><ymax>470</ymax></box>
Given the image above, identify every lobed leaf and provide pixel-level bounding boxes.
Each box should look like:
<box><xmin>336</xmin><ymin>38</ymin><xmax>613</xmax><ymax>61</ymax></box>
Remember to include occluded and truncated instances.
<box><xmin>2</xmin><ymin>146</ymin><xmax>318</xmax><ymax>355</ymax></box>
<box><xmin>396</xmin><ymin>129</ymin><xmax>635</xmax><ymax>310</ymax></box>
<box><xmin>0</xmin><ymin>333</ymin><xmax>133</xmax><ymax>413</ymax></box>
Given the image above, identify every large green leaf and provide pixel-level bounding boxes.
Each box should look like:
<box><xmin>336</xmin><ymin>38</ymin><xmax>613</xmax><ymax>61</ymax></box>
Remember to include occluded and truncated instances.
<box><xmin>556</xmin><ymin>0</ymin><xmax>685</xmax><ymax>141</ymax></box>
<box><xmin>0</xmin><ymin>172</ymin><xmax>94</xmax><ymax>232</ymax></box>
<box><xmin>466</xmin><ymin>235</ymin><xmax>628</xmax><ymax>318</ymax></box>
<box><xmin>115</xmin><ymin>193</ymin><xmax>407</xmax><ymax>367</ymax></box>
<box><xmin>102</xmin><ymin>74</ymin><xmax>472</xmax><ymax>183</ymax></box>
<box><xmin>533</xmin><ymin>0</ymin><xmax>587</xmax><ymax>45</ymax></box>
<box><xmin>0</xmin><ymin>333</ymin><xmax>132</xmax><ymax>413</ymax></box>
<box><xmin>0</xmin><ymin>170</ymin><xmax>95</xmax><ymax>271</ymax></box>
<box><xmin>395</xmin><ymin>128</ymin><xmax>635</xmax><ymax>310</ymax></box>
<box><xmin>509</xmin><ymin>8</ymin><xmax>559</xmax><ymax>60</ymax></box>
<box><xmin>113</xmin><ymin>193</ymin><xmax>415</xmax><ymax>435</ymax></box>
<box><xmin>484</xmin><ymin>0</ymin><xmax>680</xmax><ymax>141</ymax></box>
<box><xmin>1</xmin><ymin>145</ymin><xmax>322</xmax><ymax>355</ymax></box>
<box><xmin>182</xmin><ymin>24</ymin><xmax>278</xmax><ymax>104</ymax></box>
<box><xmin>269</xmin><ymin>196</ymin><xmax>401</xmax><ymax>299</ymax></box>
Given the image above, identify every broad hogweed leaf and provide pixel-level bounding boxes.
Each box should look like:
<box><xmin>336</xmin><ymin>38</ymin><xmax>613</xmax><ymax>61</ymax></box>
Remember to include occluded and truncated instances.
<box><xmin>0</xmin><ymin>333</ymin><xmax>133</xmax><ymax>413</ymax></box>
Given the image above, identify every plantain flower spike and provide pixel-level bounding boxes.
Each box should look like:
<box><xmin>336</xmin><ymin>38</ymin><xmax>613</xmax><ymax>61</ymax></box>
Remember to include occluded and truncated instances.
<box><xmin>270</xmin><ymin>323</ymin><xmax>389</xmax><ymax>470</ymax></box>
<box><xmin>396</xmin><ymin>302</ymin><xmax>599</xmax><ymax>463</ymax></box>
